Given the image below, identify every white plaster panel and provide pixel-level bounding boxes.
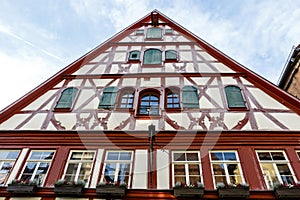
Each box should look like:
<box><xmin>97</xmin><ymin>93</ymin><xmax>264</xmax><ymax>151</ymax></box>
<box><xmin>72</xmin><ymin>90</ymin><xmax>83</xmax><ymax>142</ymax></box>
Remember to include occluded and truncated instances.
<box><xmin>212</xmin><ymin>63</ymin><xmax>236</xmax><ymax>73</ymax></box>
<box><xmin>247</xmin><ymin>88</ymin><xmax>289</xmax><ymax>110</ymax></box>
<box><xmin>90</xmin><ymin>53</ymin><xmax>109</xmax><ymax>62</ymax></box>
<box><xmin>156</xmin><ymin>149</ymin><xmax>170</xmax><ymax>189</ymax></box>
<box><xmin>54</xmin><ymin>113</ymin><xmax>77</xmax><ymax>130</ymax></box>
<box><xmin>142</xmin><ymin>67</ymin><xmax>162</xmax><ymax>73</ymax></box>
<box><xmin>140</xmin><ymin>78</ymin><xmax>161</xmax><ymax>87</ymax></box>
<box><xmin>240</xmin><ymin>77</ymin><xmax>254</xmax><ymax>85</ymax></box>
<box><xmin>23</xmin><ymin>90</ymin><xmax>57</xmax><ymax>110</ymax></box>
<box><xmin>90</xmin><ymin>149</ymin><xmax>104</xmax><ymax>188</ymax></box>
<box><xmin>198</xmin><ymin>63</ymin><xmax>216</xmax><ymax>73</ymax></box>
<box><xmin>135</xmin><ymin>120</ymin><xmax>159</xmax><ymax>130</ymax></box>
<box><xmin>269</xmin><ymin>113</ymin><xmax>300</xmax><ymax>130</ymax></box>
<box><xmin>177</xmin><ymin>36</ymin><xmax>190</xmax><ymax>42</ymax></box>
<box><xmin>110</xmin><ymin>64</ymin><xmax>119</xmax><ymax>74</ymax></box>
<box><xmin>166</xmin><ymin>77</ymin><xmax>179</xmax><ymax>86</ymax></box>
<box><xmin>7</xmin><ymin>148</ymin><xmax>29</xmax><ymax>185</ymax></box>
<box><xmin>166</xmin><ymin>113</ymin><xmax>189</xmax><ymax>129</ymax></box>
<box><xmin>180</xmin><ymin>52</ymin><xmax>192</xmax><ymax>61</ymax></box>
<box><xmin>132</xmin><ymin>150</ymin><xmax>148</xmax><ymax>189</ymax></box>
<box><xmin>92</xmin><ymin>64</ymin><xmax>106</xmax><ymax>74</ymax></box>
<box><xmin>221</xmin><ymin>77</ymin><xmax>238</xmax><ymax>85</ymax></box>
<box><xmin>224</xmin><ymin>113</ymin><xmax>248</xmax><ymax>129</ymax></box>
<box><xmin>22</xmin><ymin>113</ymin><xmax>47</xmax><ymax>130</ymax></box>
<box><xmin>254</xmin><ymin>113</ymin><xmax>282</xmax><ymax>130</ymax></box>
<box><xmin>122</xmin><ymin>78</ymin><xmax>137</xmax><ymax>86</ymax></box>
<box><xmin>73</xmin><ymin>64</ymin><xmax>96</xmax><ymax>75</ymax></box>
<box><xmin>179</xmin><ymin>45</ymin><xmax>191</xmax><ymax>50</ymax></box>
<box><xmin>108</xmin><ymin>113</ymin><xmax>131</xmax><ymax>130</ymax></box>
<box><xmin>67</xmin><ymin>79</ymin><xmax>84</xmax><ymax>87</ymax></box>
<box><xmin>116</xmin><ymin>46</ymin><xmax>128</xmax><ymax>51</ymax></box>
<box><xmin>0</xmin><ymin>114</ymin><xmax>31</xmax><ymax>130</ymax></box>
<box><xmin>199</xmin><ymin>52</ymin><xmax>217</xmax><ymax>61</ymax></box>
<box><xmin>74</xmin><ymin>89</ymin><xmax>95</xmax><ymax>110</ymax></box>
<box><xmin>119</xmin><ymin>37</ymin><xmax>132</xmax><ymax>42</ymax></box>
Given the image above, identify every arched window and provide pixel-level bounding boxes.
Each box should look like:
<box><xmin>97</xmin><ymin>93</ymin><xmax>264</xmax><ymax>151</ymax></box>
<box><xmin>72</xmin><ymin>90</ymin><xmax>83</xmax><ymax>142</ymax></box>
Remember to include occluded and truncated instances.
<box><xmin>182</xmin><ymin>86</ymin><xmax>199</xmax><ymax>109</ymax></box>
<box><xmin>224</xmin><ymin>86</ymin><xmax>246</xmax><ymax>108</ymax></box>
<box><xmin>143</xmin><ymin>49</ymin><xmax>162</xmax><ymax>65</ymax></box>
<box><xmin>119</xmin><ymin>88</ymin><xmax>135</xmax><ymax>109</ymax></box>
<box><xmin>98</xmin><ymin>87</ymin><xmax>119</xmax><ymax>109</ymax></box>
<box><xmin>128</xmin><ymin>51</ymin><xmax>140</xmax><ymax>61</ymax></box>
<box><xmin>166</xmin><ymin>88</ymin><xmax>180</xmax><ymax>109</ymax></box>
<box><xmin>146</xmin><ymin>28</ymin><xmax>162</xmax><ymax>39</ymax></box>
<box><xmin>55</xmin><ymin>87</ymin><xmax>78</xmax><ymax>109</ymax></box>
<box><xmin>138</xmin><ymin>90</ymin><xmax>160</xmax><ymax>115</ymax></box>
<box><xmin>165</xmin><ymin>50</ymin><xmax>177</xmax><ymax>60</ymax></box>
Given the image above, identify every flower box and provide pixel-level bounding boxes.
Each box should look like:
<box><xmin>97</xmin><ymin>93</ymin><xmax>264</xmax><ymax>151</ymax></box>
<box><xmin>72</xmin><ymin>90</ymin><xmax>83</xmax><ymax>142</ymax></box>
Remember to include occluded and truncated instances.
<box><xmin>218</xmin><ymin>187</ymin><xmax>250</xmax><ymax>198</ymax></box>
<box><xmin>7</xmin><ymin>184</ymin><xmax>37</xmax><ymax>194</ymax></box>
<box><xmin>96</xmin><ymin>185</ymin><xmax>126</xmax><ymax>197</ymax></box>
<box><xmin>173</xmin><ymin>187</ymin><xmax>204</xmax><ymax>197</ymax></box>
<box><xmin>54</xmin><ymin>185</ymin><xmax>84</xmax><ymax>196</ymax></box>
<box><xmin>274</xmin><ymin>187</ymin><xmax>300</xmax><ymax>199</ymax></box>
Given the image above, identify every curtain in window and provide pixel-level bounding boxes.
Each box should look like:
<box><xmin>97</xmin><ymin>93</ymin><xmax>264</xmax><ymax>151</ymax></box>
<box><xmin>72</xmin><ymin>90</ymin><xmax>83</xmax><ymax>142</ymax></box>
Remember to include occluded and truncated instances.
<box><xmin>143</xmin><ymin>49</ymin><xmax>162</xmax><ymax>65</ymax></box>
<box><xmin>182</xmin><ymin>86</ymin><xmax>199</xmax><ymax>108</ymax></box>
<box><xmin>55</xmin><ymin>87</ymin><xmax>79</xmax><ymax>109</ymax></box>
<box><xmin>224</xmin><ymin>86</ymin><xmax>246</xmax><ymax>108</ymax></box>
<box><xmin>98</xmin><ymin>87</ymin><xmax>119</xmax><ymax>109</ymax></box>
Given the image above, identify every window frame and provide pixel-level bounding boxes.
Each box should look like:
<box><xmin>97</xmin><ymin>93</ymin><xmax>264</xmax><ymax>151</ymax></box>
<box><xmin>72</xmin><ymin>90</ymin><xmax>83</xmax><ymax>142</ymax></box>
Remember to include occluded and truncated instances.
<box><xmin>224</xmin><ymin>85</ymin><xmax>247</xmax><ymax>109</ymax></box>
<box><xmin>54</xmin><ymin>87</ymin><xmax>79</xmax><ymax>111</ymax></box>
<box><xmin>100</xmin><ymin>150</ymin><xmax>133</xmax><ymax>187</ymax></box>
<box><xmin>172</xmin><ymin>151</ymin><xmax>203</xmax><ymax>187</ymax></box>
<box><xmin>98</xmin><ymin>86</ymin><xmax>119</xmax><ymax>110</ymax></box>
<box><xmin>146</xmin><ymin>27</ymin><xmax>163</xmax><ymax>39</ymax></box>
<box><xmin>143</xmin><ymin>48</ymin><xmax>162</xmax><ymax>65</ymax></box>
<box><xmin>209</xmin><ymin>150</ymin><xmax>245</xmax><ymax>189</ymax></box>
<box><xmin>62</xmin><ymin>150</ymin><xmax>96</xmax><ymax>187</ymax></box>
<box><xmin>137</xmin><ymin>89</ymin><xmax>160</xmax><ymax>117</ymax></box>
<box><xmin>18</xmin><ymin>150</ymin><xmax>55</xmax><ymax>186</ymax></box>
<box><xmin>165</xmin><ymin>50</ymin><xmax>178</xmax><ymax>62</ymax></box>
<box><xmin>0</xmin><ymin>150</ymin><xmax>20</xmax><ymax>186</ymax></box>
<box><xmin>182</xmin><ymin>86</ymin><xmax>199</xmax><ymax>109</ymax></box>
<box><xmin>165</xmin><ymin>87</ymin><xmax>181</xmax><ymax>111</ymax></box>
<box><xmin>256</xmin><ymin>150</ymin><xmax>297</xmax><ymax>189</ymax></box>
<box><xmin>117</xmin><ymin>88</ymin><xmax>135</xmax><ymax>111</ymax></box>
<box><xmin>128</xmin><ymin>50</ymin><xmax>141</xmax><ymax>62</ymax></box>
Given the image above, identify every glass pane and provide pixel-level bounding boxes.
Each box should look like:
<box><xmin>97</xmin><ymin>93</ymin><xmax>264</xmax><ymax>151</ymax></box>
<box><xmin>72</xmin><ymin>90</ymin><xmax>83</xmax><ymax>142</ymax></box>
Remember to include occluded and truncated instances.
<box><xmin>146</xmin><ymin>28</ymin><xmax>162</xmax><ymax>38</ymax></box>
<box><xmin>30</xmin><ymin>152</ymin><xmax>43</xmax><ymax>160</ymax></box>
<box><xmin>107</xmin><ymin>152</ymin><xmax>119</xmax><ymax>160</ymax></box>
<box><xmin>225</xmin><ymin>86</ymin><xmax>246</xmax><ymax>108</ymax></box>
<box><xmin>258</xmin><ymin>152</ymin><xmax>272</xmax><ymax>161</ymax></box>
<box><xmin>0</xmin><ymin>151</ymin><xmax>19</xmax><ymax>159</ymax></box>
<box><xmin>166</xmin><ymin>50</ymin><xmax>177</xmax><ymax>59</ymax></box>
<box><xmin>120</xmin><ymin>152</ymin><xmax>131</xmax><ymax>160</ymax></box>
<box><xmin>104</xmin><ymin>163</ymin><xmax>116</xmax><ymax>182</ymax></box>
<box><xmin>36</xmin><ymin>162</ymin><xmax>49</xmax><ymax>175</ymax></box>
<box><xmin>23</xmin><ymin>162</ymin><xmax>36</xmax><ymax>174</ymax></box>
<box><xmin>212</xmin><ymin>164</ymin><xmax>225</xmax><ymax>175</ymax></box>
<box><xmin>211</xmin><ymin>152</ymin><xmax>223</xmax><ymax>161</ymax></box>
<box><xmin>174</xmin><ymin>153</ymin><xmax>185</xmax><ymax>161</ymax></box>
<box><xmin>188</xmin><ymin>164</ymin><xmax>200</xmax><ymax>175</ymax></box>
<box><xmin>143</xmin><ymin>49</ymin><xmax>162</xmax><ymax>65</ymax></box>
<box><xmin>271</xmin><ymin>152</ymin><xmax>285</xmax><ymax>160</ymax></box>
<box><xmin>215</xmin><ymin>176</ymin><xmax>227</xmax><ymax>185</ymax></box>
<box><xmin>227</xmin><ymin>164</ymin><xmax>240</xmax><ymax>184</ymax></box>
<box><xmin>174</xmin><ymin>176</ymin><xmax>186</xmax><ymax>184</ymax></box>
<box><xmin>174</xmin><ymin>164</ymin><xmax>185</xmax><ymax>175</ymax></box>
<box><xmin>277</xmin><ymin>164</ymin><xmax>294</xmax><ymax>184</ymax></box>
<box><xmin>71</xmin><ymin>152</ymin><xmax>83</xmax><ymax>160</ymax></box>
<box><xmin>224</xmin><ymin>152</ymin><xmax>237</xmax><ymax>161</ymax></box>
<box><xmin>66</xmin><ymin>163</ymin><xmax>79</xmax><ymax>176</ymax></box>
<box><xmin>187</xmin><ymin>153</ymin><xmax>199</xmax><ymax>161</ymax></box>
<box><xmin>261</xmin><ymin>163</ymin><xmax>279</xmax><ymax>188</ymax></box>
<box><xmin>189</xmin><ymin>176</ymin><xmax>201</xmax><ymax>184</ymax></box>
<box><xmin>78</xmin><ymin>163</ymin><xmax>92</xmax><ymax>183</ymax></box>
<box><xmin>82</xmin><ymin>152</ymin><xmax>95</xmax><ymax>160</ymax></box>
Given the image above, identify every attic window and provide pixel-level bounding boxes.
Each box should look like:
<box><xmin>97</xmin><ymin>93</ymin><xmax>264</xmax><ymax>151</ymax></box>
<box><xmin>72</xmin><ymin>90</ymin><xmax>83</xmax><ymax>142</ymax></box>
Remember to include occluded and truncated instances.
<box><xmin>143</xmin><ymin>49</ymin><xmax>162</xmax><ymax>65</ymax></box>
<box><xmin>128</xmin><ymin>51</ymin><xmax>140</xmax><ymax>61</ymax></box>
<box><xmin>146</xmin><ymin>28</ymin><xmax>162</xmax><ymax>39</ymax></box>
<box><xmin>165</xmin><ymin>50</ymin><xmax>178</xmax><ymax>60</ymax></box>
<box><xmin>136</xmin><ymin>30</ymin><xmax>144</xmax><ymax>35</ymax></box>
<box><xmin>165</xmin><ymin>29</ymin><xmax>173</xmax><ymax>34</ymax></box>
<box><xmin>55</xmin><ymin>87</ymin><xmax>78</xmax><ymax>110</ymax></box>
<box><xmin>224</xmin><ymin>85</ymin><xmax>246</xmax><ymax>108</ymax></box>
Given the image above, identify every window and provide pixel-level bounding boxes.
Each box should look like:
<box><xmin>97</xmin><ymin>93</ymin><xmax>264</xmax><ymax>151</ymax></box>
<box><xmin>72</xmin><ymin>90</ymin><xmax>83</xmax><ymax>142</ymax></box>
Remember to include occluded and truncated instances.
<box><xmin>143</xmin><ymin>49</ymin><xmax>162</xmax><ymax>65</ymax></box>
<box><xmin>119</xmin><ymin>88</ymin><xmax>135</xmax><ymax>109</ymax></box>
<box><xmin>224</xmin><ymin>86</ymin><xmax>246</xmax><ymax>108</ymax></box>
<box><xmin>297</xmin><ymin>150</ymin><xmax>300</xmax><ymax>159</ymax></box>
<box><xmin>172</xmin><ymin>151</ymin><xmax>202</xmax><ymax>186</ymax></box>
<box><xmin>146</xmin><ymin>28</ymin><xmax>162</xmax><ymax>39</ymax></box>
<box><xmin>138</xmin><ymin>90</ymin><xmax>160</xmax><ymax>116</ymax></box>
<box><xmin>166</xmin><ymin>88</ymin><xmax>180</xmax><ymax>109</ymax></box>
<box><xmin>165</xmin><ymin>50</ymin><xmax>178</xmax><ymax>60</ymax></box>
<box><xmin>98</xmin><ymin>87</ymin><xmax>119</xmax><ymax>109</ymax></box>
<box><xmin>128</xmin><ymin>51</ymin><xmax>141</xmax><ymax>61</ymax></box>
<box><xmin>55</xmin><ymin>87</ymin><xmax>78</xmax><ymax>109</ymax></box>
<box><xmin>19</xmin><ymin>150</ymin><xmax>55</xmax><ymax>186</ymax></box>
<box><xmin>210</xmin><ymin>151</ymin><xmax>245</xmax><ymax>188</ymax></box>
<box><xmin>256</xmin><ymin>151</ymin><xmax>296</xmax><ymax>189</ymax></box>
<box><xmin>0</xmin><ymin>150</ymin><xmax>20</xmax><ymax>185</ymax></box>
<box><xmin>100</xmin><ymin>151</ymin><xmax>133</xmax><ymax>186</ymax></box>
<box><xmin>136</xmin><ymin>29</ymin><xmax>144</xmax><ymax>35</ymax></box>
<box><xmin>182</xmin><ymin>86</ymin><xmax>199</xmax><ymax>109</ymax></box>
<box><xmin>165</xmin><ymin>29</ymin><xmax>173</xmax><ymax>34</ymax></box>
<box><xmin>62</xmin><ymin>150</ymin><xmax>95</xmax><ymax>186</ymax></box>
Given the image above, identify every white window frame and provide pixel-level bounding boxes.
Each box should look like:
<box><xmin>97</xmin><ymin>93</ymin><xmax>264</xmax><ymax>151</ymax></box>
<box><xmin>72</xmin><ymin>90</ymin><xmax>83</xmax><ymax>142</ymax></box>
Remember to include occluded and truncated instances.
<box><xmin>100</xmin><ymin>150</ymin><xmax>133</xmax><ymax>187</ymax></box>
<box><xmin>172</xmin><ymin>151</ymin><xmax>202</xmax><ymax>186</ymax></box>
<box><xmin>0</xmin><ymin>150</ymin><xmax>20</xmax><ymax>185</ymax></box>
<box><xmin>209</xmin><ymin>150</ymin><xmax>245</xmax><ymax>188</ymax></box>
<box><xmin>256</xmin><ymin>150</ymin><xmax>297</xmax><ymax>189</ymax></box>
<box><xmin>62</xmin><ymin>150</ymin><xmax>96</xmax><ymax>187</ymax></box>
<box><xmin>296</xmin><ymin>150</ymin><xmax>300</xmax><ymax>160</ymax></box>
<box><xmin>19</xmin><ymin>150</ymin><xmax>55</xmax><ymax>186</ymax></box>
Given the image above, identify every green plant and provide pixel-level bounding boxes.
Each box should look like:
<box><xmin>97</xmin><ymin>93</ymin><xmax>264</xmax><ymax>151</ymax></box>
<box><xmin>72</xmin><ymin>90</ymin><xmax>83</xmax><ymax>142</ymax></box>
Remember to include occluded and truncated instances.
<box><xmin>10</xmin><ymin>179</ymin><xmax>38</xmax><ymax>186</ymax></box>
<box><xmin>217</xmin><ymin>182</ymin><xmax>249</xmax><ymax>189</ymax></box>
<box><xmin>173</xmin><ymin>181</ymin><xmax>204</xmax><ymax>188</ymax></box>
<box><xmin>54</xmin><ymin>179</ymin><xmax>86</xmax><ymax>187</ymax></box>
<box><xmin>97</xmin><ymin>181</ymin><xmax>127</xmax><ymax>188</ymax></box>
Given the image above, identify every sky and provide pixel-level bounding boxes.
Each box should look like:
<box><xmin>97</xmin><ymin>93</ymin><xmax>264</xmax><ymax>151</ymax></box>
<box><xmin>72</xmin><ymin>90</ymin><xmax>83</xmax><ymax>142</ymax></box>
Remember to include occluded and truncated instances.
<box><xmin>0</xmin><ymin>0</ymin><xmax>299</xmax><ymax>110</ymax></box>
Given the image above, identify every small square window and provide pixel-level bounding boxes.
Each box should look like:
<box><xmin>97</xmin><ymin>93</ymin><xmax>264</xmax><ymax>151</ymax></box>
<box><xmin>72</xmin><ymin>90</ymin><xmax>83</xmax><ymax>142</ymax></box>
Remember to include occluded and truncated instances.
<box><xmin>136</xmin><ymin>30</ymin><xmax>144</xmax><ymax>35</ymax></box>
<box><xmin>165</xmin><ymin>29</ymin><xmax>173</xmax><ymax>34</ymax></box>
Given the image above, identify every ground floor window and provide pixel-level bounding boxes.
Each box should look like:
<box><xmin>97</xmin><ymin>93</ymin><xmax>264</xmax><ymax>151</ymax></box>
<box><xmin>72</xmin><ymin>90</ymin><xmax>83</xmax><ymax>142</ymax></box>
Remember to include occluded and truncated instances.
<box><xmin>172</xmin><ymin>151</ymin><xmax>202</xmax><ymax>186</ymax></box>
<box><xmin>100</xmin><ymin>151</ymin><xmax>133</xmax><ymax>186</ymax></box>
<box><xmin>0</xmin><ymin>150</ymin><xmax>20</xmax><ymax>185</ymax></box>
<box><xmin>210</xmin><ymin>151</ymin><xmax>245</xmax><ymax>188</ymax></box>
<box><xmin>256</xmin><ymin>150</ymin><xmax>296</xmax><ymax>189</ymax></box>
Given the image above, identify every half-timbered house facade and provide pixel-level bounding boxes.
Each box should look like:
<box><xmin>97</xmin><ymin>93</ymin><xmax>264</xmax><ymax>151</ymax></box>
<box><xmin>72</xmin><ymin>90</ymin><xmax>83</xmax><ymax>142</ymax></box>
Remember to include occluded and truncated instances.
<box><xmin>0</xmin><ymin>10</ymin><xmax>300</xmax><ymax>199</ymax></box>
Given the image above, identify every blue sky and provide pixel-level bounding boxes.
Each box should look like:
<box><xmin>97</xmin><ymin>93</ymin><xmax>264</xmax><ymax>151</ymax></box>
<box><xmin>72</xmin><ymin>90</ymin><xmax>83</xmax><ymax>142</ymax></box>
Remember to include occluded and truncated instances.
<box><xmin>0</xmin><ymin>0</ymin><xmax>299</xmax><ymax>110</ymax></box>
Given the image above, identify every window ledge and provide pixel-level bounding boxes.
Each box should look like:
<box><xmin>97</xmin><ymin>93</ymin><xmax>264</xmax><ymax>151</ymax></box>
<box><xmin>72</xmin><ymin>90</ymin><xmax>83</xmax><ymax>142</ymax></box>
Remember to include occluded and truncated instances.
<box><xmin>135</xmin><ymin>115</ymin><xmax>161</xmax><ymax>119</ymax></box>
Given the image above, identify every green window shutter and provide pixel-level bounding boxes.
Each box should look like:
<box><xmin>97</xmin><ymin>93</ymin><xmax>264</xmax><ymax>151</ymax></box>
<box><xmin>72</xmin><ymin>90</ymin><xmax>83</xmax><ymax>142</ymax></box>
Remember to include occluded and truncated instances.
<box><xmin>165</xmin><ymin>50</ymin><xmax>177</xmax><ymax>60</ymax></box>
<box><xmin>143</xmin><ymin>49</ymin><xmax>162</xmax><ymax>64</ymax></box>
<box><xmin>224</xmin><ymin>86</ymin><xmax>246</xmax><ymax>108</ymax></box>
<box><xmin>182</xmin><ymin>86</ymin><xmax>199</xmax><ymax>108</ymax></box>
<box><xmin>128</xmin><ymin>51</ymin><xmax>140</xmax><ymax>61</ymax></box>
<box><xmin>56</xmin><ymin>87</ymin><xmax>78</xmax><ymax>109</ymax></box>
<box><xmin>98</xmin><ymin>87</ymin><xmax>119</xmax><ymax>109</ymax></box>
<box><xmin>146</xmin><ymin>28</ymin><xmax>162</xmax><ymax>39</ymax></box>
